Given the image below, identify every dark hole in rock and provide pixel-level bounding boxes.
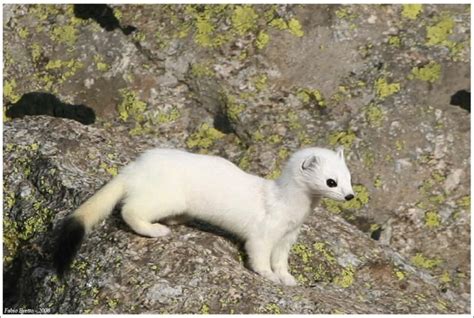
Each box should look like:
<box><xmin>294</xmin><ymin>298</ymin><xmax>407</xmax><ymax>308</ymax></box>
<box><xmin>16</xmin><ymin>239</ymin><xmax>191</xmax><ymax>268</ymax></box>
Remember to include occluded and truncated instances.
<box><xmin>450</xmin><ymin>89</ymin><xmax>470</xmax><ymax>113</ymax></box>
<box><xmin>370</xmin><ymin>226</ymin><xmax>382</xmax><ymax>241</ymax></box>
<box><xmin>73</xmin><ymin>4</ymin><xmax>136</xmax><ymax>35</ymax></box>
<box><xmin>213</xmin><ymin>112</ymin><xmax>235</xmax><ymax>134</ymax></box>
<box><xmin>6</xmin><ymin>92</ymin><xmax>96</xmax><ymax>125</ymax></box>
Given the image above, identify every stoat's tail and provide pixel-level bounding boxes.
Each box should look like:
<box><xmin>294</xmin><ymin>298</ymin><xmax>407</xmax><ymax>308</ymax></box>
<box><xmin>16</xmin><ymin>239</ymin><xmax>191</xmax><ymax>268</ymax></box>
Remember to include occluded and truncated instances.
<box><xmin>53</xmin><ymin>176</ymin><xmax>125</xmax><ymax>276</ymax></box>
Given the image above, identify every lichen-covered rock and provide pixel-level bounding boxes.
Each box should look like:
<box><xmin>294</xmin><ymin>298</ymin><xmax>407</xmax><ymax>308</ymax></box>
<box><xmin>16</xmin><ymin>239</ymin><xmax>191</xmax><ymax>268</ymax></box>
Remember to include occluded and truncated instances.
<box><xmin>3</xmin><ymin>3</ymin><xmax>470</xmax><ymax>314</ymax></box>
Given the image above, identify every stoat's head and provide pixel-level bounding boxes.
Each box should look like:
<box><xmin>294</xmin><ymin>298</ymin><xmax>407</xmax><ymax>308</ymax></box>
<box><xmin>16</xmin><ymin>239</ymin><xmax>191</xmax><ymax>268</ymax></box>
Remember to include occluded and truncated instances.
<box><xmin>283</xmin><ymin>147</ymin><xmax>355</xmax><ymax>201</ymax></box>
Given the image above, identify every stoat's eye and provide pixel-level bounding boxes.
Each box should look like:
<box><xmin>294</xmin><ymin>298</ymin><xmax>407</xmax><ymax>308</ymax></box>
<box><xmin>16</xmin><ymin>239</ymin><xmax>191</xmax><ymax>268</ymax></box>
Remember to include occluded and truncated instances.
<box><xmin>326</xmin><ymin>179</ymin><xmax>337</xmax><ymax>188</ymax></box>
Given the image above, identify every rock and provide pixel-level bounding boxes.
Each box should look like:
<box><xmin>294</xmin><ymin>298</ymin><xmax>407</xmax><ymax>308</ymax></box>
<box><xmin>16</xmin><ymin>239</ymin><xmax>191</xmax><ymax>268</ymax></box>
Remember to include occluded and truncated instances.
<box><xmin>3</xmin><ymin>3</ymin><xmax>470</xmax><ymax>314</ymax></box>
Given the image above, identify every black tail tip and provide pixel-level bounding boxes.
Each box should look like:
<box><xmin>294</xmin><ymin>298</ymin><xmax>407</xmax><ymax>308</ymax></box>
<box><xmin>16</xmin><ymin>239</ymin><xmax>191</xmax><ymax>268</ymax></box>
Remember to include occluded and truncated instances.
<box><xmin>53</xmin><ymin>217</ymin><xmax>85</xmax><ymax>276</ymax></box>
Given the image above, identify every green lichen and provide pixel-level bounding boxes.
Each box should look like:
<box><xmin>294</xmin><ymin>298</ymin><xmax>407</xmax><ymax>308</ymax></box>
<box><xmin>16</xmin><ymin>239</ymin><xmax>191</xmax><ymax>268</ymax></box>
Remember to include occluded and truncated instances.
<box><xmin>51</xmin><ymin>24</ymin><xmax>77</xmax><ymax>46</ymax></box>
<box><xmin>388</xmin><ymin>35</ymin><xmax>401</xmax><ymax>47</ymax></box>
<box><xmin>411</xmin><ymin>253</ymin><xmax>442</xmax><ymax>270</ymax></box>
<box><xmin>373</xmin><ymin>176</ymin><xmax>382</xmax><ymax>189</ymax></box>
<box><xmin>439</xmin><ymin>271</ymin><xmax>451</xmax><ymax>284</ymax></box>
<box><xmin>254</xmin><ymin>74</ymin><xmax>268</xmax><ymax>92</ymax></box>
<box><xmin>107</xmin><ymin>298</ymin><xmax>119</xmax><ymax>310</ymax></box>
<box><xmin>266</xmin><ymin>168</ymin><xmax>281</xmax><ymax>180</ymax></box>
<box><xmin>99</xmin><ymin>162</ymin><xmax>118</xmax><ymax>176</ymax></box>
<box><xmin>365</xmin><ymin>103</ymin><xmax>384</xmax><ymax>127</ymax></box>
<box><xmin>394</xmin><ymin>269</ymin><xmax>406</xmax><ymax>281</ymax></box>
<box><xmin>288</xmin><ymin>18</ymin><xmax>304</xmax><ymax>37</ymax></box>
<box><xmin>424</xmin><ymin>211</ymin><xmax>441</xmax><ymax>228</ymax></box>
<box><xmin>44</xmin><ymin>58</ymin><xmax>84</xmax><ymax>83</ymax></box>
<box><xmin>264</xmin><ymin>303</ymin><xmax>281</xmax><ymax>314</ymax></box>
<box><xmin>267</xmin><ymin>134</ymin><xmax>282</xmax><ymax>144</ymax></box>
<box><xmin>287</xmin><ymin>111</ymin><xmax>302</xmax><ymax>130</ymax></box>
<box><xmin>231</xmin><ymin>5</ymin><xmax>258</xmax><ymax>35</ymax></box>
<box><xmin>200</xmin><ymin>303</ymin><xmax>210</xmax><ymax>314</ymax></box>
<box><xmin>155</xmin><ymin>107</ymin><xmax>181</xmax><ymax>124</ymax></box>
<box><xmin>297</xmin><ymin>88</ymin><xmax>325</xmax><ymax>107</ymax></box>
<box><xmin>4</xmin><ymin>79</ymin><xmax>20</xmax><ymax>102</ymax></box>
<box><xmin>256</xmin><ymin>31</ymin><xmax>270</xmax><ymax>49</ymax></box>
<box><xmin>401</xmin><ymin>4</ymin><xmax>423</xmax><ymax>20</ymax></box>
<box><xmin>30</xmin><ymin>43</ymin><xmax>42</xmax><ymax>63</ymax></box>
<box><xmin>335</xmin><ymin>7</ymin><xmax>356</xmax><ymax>20</ymax></box>
<box><xmin>426</xmin><ymin>15</ymin><xmax>454</xmax><ymax>46</ymax></box>
<box><xmin>292</xmin><ymin>243</ymin><xmax>313</xmax><ymax>264</ymax></box>
<box><xmin>334</xmin><ymin>265</ymin><xmax>355</xmax><ymax>288</ymax></box>
<box><xmin>18</xmin><ymin>27</ymin><xmax>29</xmax><ymax>39</ymax></box>
<box><xmin>94</xmin><ymin>55</ymin><xmax>109</xmax><ymax>72</ymax></box>
<box><xmin>191</xmin><ymin>63</ymin><xmax>215</xmax><ymax>78</ymax></box>
<box><xmin>117</xmin><ymin>89</ymin><xmax>147</xmax><ymax>122</ymax></box>
<box><xmin>252</xmin><ymin>130</ymin><xmax>265</xmax><ymax>142</ymax></box>
<box><xmin>410</xmin><ymin>62</ymin><xmax>441</xmax><ymax>83</ymax></box>
<box><xmin>375</xmin><ymin>77</ymin><xmax>400</xmax><ymax>99</ymax></box>
<box><xmin>457</xmin><ymin>195</ymin><xmax>470</xmax><ymax>210</ymax></box>
<box><xmin>313</xmin><ymin>242</ymin><xmax>336</xmax><ymax>264</ymax></box>
<box><xmin>186</xmin><ymin>123</ymin><xmax>225</xmax><ymax>150</ymax></box>
<box><xmin>132</xmin><ymin>31</ymin><xmax>146</xmax><ymax>42</ymax></box>
<box><xmin>269</xmin><ymin>18</ymin><xmax>288</xmax><ymax>30</ymax></box>
<box><xmin>395</xmin><ymin>140</ymin><xmax>404</xmax><ymax>151</ymax></box>
<box><xmin>328</xmin><ymin>130</ymin><xmax>356</xmax><ymax>149</ymax></box>
<box><xmin>322</xmin><ymin>184</ymin><xmax>370</xmax><ymax>213</ymax></box>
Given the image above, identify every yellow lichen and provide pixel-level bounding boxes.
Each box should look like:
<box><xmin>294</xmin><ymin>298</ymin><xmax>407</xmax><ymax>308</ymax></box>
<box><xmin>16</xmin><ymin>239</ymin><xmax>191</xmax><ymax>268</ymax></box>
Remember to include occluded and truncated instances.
<box><xmin>334</xmin><ymin>266</ymin><xmax>355</xmax><ymax>288</ymax></box>
<box><xmin>365</xmin><ymin>103</ymin><xmax>384</xmax><ymax>127</ymax></box>
<box><xmin>322</xmin><ymin>184</ymin><xmax>370</xmax><ymax>213</ymax></box>
<box><xmin>4</xmin><ymin>79</ymin><xmax>21</xmax><ymax>103</ymax></box>
<box><xmin>117</xmin><ymin>89</ymin><xmax>147</xmax><ymax>122</ymax></box>
<box><xmin>410</xmin><ymin>62</ymin><xmax>441</xmax><ymax>83</ymax></box>
<box><xmin>256</xmin><ymin>31</ymin><xmax>270</xmax><ymax>49</ymax></box>
<box><xmin>424</xmin><ymin>210</ymin><xmax>441</xmax><ymax>228</ymax></box>
<box><xmin>191</xmin><ymin>63</ymin><xmax>215</xmax><ymax>78</ymax></box>
<box><xmin>401</xmin><ymin>4</ymin><xmax>423</xmax><ymax>20</ymax></box>
<box><xmin>231</xmin><ymin>5</ymin><xmax>258</xmax><ymax>35</ymax></box>
<box><xmin>411</xmin><ymin>253</ymin><xmax>442</xmax><ymax>270</ymax></box>
<box><xmin>328</xmin><ymin>130</ymin><xmax>356</xmax><ymax>148</ymax></box>
<box><xmin>375</xmin><ymin>77</ymin><xmax>400</xmax><ymax>99</ymax></box>
<box><xmin>51</xmin><ymin>25</ymin><xmax>77</xmax><ymax>46</ymax></box>
<box><xmin>426</xmin><ymin>15</ymin><xmax>455</xmax><ymax>46</ymax></box>
<box><xmin>292</xmin><ymin>243</ymin><xmax>313</xmax><ymax>264</ymax></box>
<box><xmin>287</xmin><ymin>18</ymin><xmax>304</xmax><ymax>37</ymax></box>
<box><xmin>186</xmin><ymin>123</ymin><xmax>225</xmax><ymax>150</ymax></box>
<box><xmin>313</xmin><ymin>242</ymin><xmax>336</xmax><ymax>264</ymax></box>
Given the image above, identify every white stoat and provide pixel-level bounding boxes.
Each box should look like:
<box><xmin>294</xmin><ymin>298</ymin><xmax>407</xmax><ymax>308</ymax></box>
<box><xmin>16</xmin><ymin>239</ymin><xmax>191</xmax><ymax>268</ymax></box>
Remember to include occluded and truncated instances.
<box><xmin>54</xmin><ymin>147</ymin><xmax>354</xmax><ymax>285</ymax></box>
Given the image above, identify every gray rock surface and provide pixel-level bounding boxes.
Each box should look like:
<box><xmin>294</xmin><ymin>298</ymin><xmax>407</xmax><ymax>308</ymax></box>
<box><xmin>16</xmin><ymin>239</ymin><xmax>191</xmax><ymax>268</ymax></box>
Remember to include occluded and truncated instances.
<box><xmin>3</xmin><ymin>4</ymin><xmax>470</xmax><ymax>314</ymax></box>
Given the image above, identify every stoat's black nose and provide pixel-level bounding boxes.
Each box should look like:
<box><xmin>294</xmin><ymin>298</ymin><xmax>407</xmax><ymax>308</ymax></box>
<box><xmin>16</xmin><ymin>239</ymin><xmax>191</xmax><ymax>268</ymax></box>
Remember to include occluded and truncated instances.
<box><xmin>345</xmin><ymin>194</ymin><xmax>354</xmax><ymax>201</ymax></box>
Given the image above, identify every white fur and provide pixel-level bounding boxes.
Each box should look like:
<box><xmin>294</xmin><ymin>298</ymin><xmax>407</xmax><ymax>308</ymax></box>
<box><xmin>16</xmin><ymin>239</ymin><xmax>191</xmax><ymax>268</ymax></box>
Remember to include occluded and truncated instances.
<box><xmin>72</xmin><ymin>147</ymin><xmax>354</xmax><ymax>286</ymax></box>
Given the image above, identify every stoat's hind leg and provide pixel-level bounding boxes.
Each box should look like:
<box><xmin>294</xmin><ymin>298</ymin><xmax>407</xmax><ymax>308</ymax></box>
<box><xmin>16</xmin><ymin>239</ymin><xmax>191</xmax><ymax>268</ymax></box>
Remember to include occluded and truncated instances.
<box><xmin>121</xmin><ymin>202</ymin><xmax>171</xmax><ymax>238</ymax></box>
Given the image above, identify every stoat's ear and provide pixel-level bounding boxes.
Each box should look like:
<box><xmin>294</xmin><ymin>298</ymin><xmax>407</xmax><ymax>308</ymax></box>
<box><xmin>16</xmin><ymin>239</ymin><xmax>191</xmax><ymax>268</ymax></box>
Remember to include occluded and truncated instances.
<box><xmin>336</xmin><ymin>146</ymin><xmax>345</xmax><ymax>161</ymax></box>
<box><xmin>301</xmin><ymin>155</ymin><xmax>321</xmax><ymax>170</ymax></box>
